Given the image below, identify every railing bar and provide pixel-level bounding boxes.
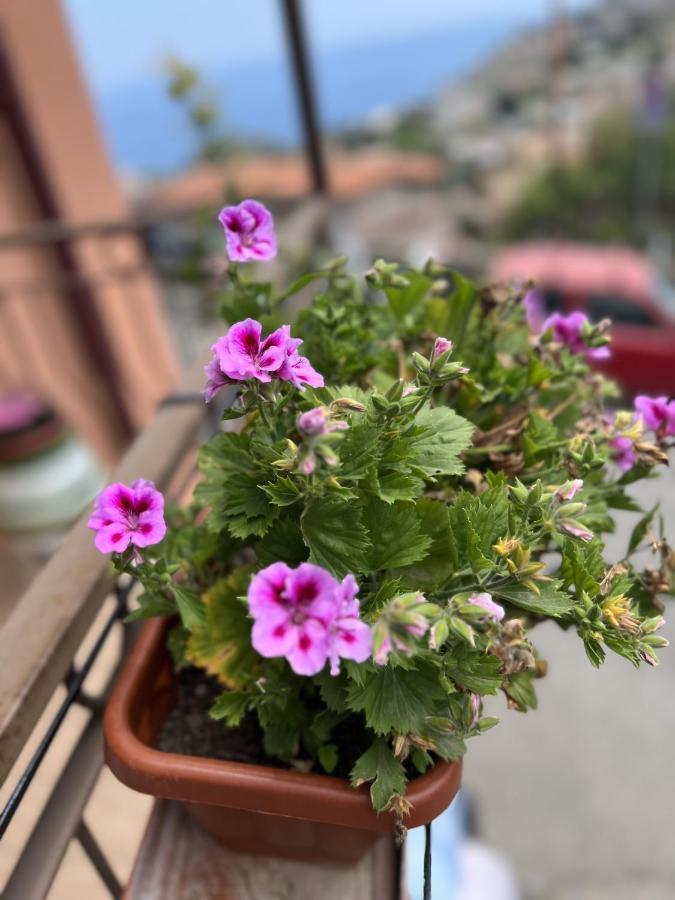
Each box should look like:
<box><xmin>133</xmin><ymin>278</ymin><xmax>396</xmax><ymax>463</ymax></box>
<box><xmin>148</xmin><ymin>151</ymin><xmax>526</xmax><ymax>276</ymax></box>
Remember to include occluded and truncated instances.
<box><xmin>0</xmin><ymin>582</ymin><xmax>130</xmax><ymax>839</ymax></box>
<box><xmin>76</xmin><ymin>820</ymin><xmax>123</xmax><ymax>899</ymax></box>
<box><xmin>281</xmin><ymin>0</ymin><xmax>328</xmax><ymax>194</ymax></box>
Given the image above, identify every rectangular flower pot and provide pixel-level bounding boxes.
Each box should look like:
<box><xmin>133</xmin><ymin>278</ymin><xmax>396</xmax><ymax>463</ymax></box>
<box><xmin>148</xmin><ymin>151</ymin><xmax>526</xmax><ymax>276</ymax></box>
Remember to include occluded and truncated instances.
<box><xmin>104</xmin><ymin>617</ymin><xmax>462</xmax><ymax>864</ymax></box>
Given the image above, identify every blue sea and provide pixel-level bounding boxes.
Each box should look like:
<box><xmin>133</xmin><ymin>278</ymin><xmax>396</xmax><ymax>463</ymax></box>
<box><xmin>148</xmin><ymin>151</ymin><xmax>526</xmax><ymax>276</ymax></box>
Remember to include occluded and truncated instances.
<box><xmin>94</xmin><ymin>23</ymin><xmax>524</xmax><ymax>176</ymax></box>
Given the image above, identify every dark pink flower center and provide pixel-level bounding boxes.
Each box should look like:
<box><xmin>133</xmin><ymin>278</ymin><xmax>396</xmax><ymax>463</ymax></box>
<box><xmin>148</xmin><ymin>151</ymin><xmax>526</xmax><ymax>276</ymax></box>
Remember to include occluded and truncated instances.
<box><xmin>299</xmin><ymin>634</ymin><xmax>312</xmax><ymax>651</ymax></box>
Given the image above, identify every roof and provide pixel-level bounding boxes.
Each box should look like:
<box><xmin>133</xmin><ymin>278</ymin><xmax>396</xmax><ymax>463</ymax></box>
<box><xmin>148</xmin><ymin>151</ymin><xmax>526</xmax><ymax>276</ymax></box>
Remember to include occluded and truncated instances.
<box><xmin>135</xmin><ymin>150</ymin><xmax>445</xmax><ymax>217</ymax></box>
<box><xmin>491</xmin><ymin>242</ymin><xmax>653</xmax><ymax>298</ymax></box>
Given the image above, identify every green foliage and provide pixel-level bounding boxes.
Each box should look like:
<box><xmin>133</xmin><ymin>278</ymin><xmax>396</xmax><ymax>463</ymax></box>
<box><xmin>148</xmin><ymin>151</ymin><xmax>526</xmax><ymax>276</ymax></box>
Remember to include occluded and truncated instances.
<box><xmin>118</xmin><ymin>248</ymin><xmax>674</xmax><ymax>818</ymax></box>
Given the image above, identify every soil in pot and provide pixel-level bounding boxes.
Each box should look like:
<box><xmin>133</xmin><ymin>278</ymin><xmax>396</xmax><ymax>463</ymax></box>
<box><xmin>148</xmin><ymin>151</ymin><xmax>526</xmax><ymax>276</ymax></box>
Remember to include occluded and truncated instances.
<box><xmin>157</xmin><ymin>665</ymin><xmax>375</xmax><ymax>780</ymax></box>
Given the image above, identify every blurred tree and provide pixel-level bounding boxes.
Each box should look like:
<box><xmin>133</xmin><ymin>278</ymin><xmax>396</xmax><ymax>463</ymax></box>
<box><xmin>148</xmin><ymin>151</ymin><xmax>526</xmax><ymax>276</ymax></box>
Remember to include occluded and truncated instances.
<box><xmin>164</xmin><ymin>56</ymin><xmax>233</xmax><ymax>163</ymax></box>
<box><xmin>499</xmin><ymin>108</ymin><xmax>675</xmax><ymax>248</ymax></box>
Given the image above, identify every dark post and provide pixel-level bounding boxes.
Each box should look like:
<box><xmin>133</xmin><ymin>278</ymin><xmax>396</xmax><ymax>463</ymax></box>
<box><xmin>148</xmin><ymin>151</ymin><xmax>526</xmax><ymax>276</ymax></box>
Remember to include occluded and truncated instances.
<box><xmin>281</xmin><ymin>0</ymin><xmax>328</xmax><ymax>194</ymax></box>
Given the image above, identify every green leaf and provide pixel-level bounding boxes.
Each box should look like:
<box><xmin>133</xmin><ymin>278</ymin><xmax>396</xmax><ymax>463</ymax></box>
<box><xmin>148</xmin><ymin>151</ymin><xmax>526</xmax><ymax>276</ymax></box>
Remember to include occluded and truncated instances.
<box><xmin>339</xmin><ymin>424</ymin><xmax>382</xmax><ymax>479</ymax></box>
<box><xmin>260</xmin><ymin>476</ymin><xmax>302</xmax><ymax>508</ymax></box>
<box><xmin>384</xmin><ymin>271</ymin><xmax>431</xmax><ymax>321</ymax></box>
<box><xmin>346</xmin><ymin>662</ymin><xmax>443</xmax><ymax>735</ymax></box>
<box><xmin>504</xmin><ymin>672</ymin><xmax>538</xmax><ymax>711</ymax></box>
<box><xmin>124</xmin><ymin>590</ymin><xmax>176</xmax><ymax>623</ymax></box>
<box><xmin>396</xmin><ymin>499</ymin><xmax>455</xmax><ymax>589</ymax></box>
<box><xmin>301</xmin><ymin>497</ymin><xmax>370</xmax><ymax>577</ymax></box>
<box><xmin>445</xmin><ymin>650</ymin><xmax>503</xmax><ymax>694</ymax></box>
<box><xmin>350</xmin><ymin>737</ymin><xmax>407</xmax><ymax>812</ymax></box>
<box><xmin>408</xmin><ymin>407</ymin><xmax>474</xmax><ymax>478</ymax></box>
<box><xmin>374</xmin><ymin>470</ymin><xmax>422</xmax><ymax>503</ymax></box>
<box><xmin>318</xmin><ymin>744</ymin><xmax>339</xmax><ymax>774</ymax></box>
<box><xmin>560</xmin><ymin>538</ymin><xmax>603</xmax><ymax>598</ymax></box>
<box><xmin>363</xmin><ymin>499</ymin><xmax>431</xmax><ymax>572</ymax></box>
<box><xmin>186</xmin><ymin>568</ymin><xmax>258</xmax><ymax>687</ymax></box>
<box><xmin>426</xmin><ymin>270</ymin><xmax>476</xmax><ymax>350</ymax></box>
<box><xmin>627</xmin><ymin>503</ymin><xmax>658</xmax><ymax>556</ymax></box>
<box><xmin>495</xmin><ymin>581</ymin><xmax>574</xmax><ymax>617</ymax></box>
<box><xmin>210</xmin><ymin>691</ymin><xmax>250</xmax><ymax>726</ymax></box>
<box><xmin>173</xmin><ymin>585</ymin><xmax>206</xmax><ymax>631</ymax></box>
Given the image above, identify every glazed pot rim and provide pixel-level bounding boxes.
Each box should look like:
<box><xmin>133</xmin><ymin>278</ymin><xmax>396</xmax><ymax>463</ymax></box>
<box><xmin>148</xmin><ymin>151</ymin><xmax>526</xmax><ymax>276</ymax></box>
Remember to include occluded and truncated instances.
<box><xmin>104</xmin><ymin>616</ymin><xmax>462</xmax><ymax>833</ymax></box>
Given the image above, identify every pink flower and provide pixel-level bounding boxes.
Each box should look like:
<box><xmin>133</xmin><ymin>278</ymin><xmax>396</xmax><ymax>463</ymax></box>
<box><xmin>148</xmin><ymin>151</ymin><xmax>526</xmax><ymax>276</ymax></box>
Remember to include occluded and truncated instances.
<box><xmin>373</xmin><ymin>634</ymin><xmax>391</xmax><ymax>666</ymax></box>
<box><xmin>467</xmin><ymin>592</ymin><xmax>505</xmax><ymax>621</ymax></box>
<box><xmin>541</xmin><ymin>311</ymin><xmax>610</xmax><ymax>360</ymax></box>
<box><xmin>218</xmin><ymin>199</ymin><xmax>277</xmax><ymax>262</ymax></box>
<box><xmin>523</xmin><ymin>289</ymin><xmax>546</xmax><ymax>332</ymax></box>
<box><xmin>555</xmin><ymin>479</ymin><xmax>584</xmax><ymax>501</ymax></box>
<box><xmin>297</xmin><ymin>406</ymin><xmax>348</xmax><ymax>436</ymax></box>
<box><xmin>470</xmin><ymin>693</ymin><xmax>481</xmax><ymax>726</ymax></box>
<box><xmin>560</xmin><ymin>520</ymin><xmax>594</xmax><ymax>542</ymax></box>
<box><xmin>207</xmin><ymin>320</ymin><xmax>324</xmax><ymax>394</ymax></box>
<box><xmin>202</xmin><ymin>351</ymin><xmax>232</xmax><ymax>402</ymax></box>
<box><xmin>611</xmin><ymin>434</ymin><xmax>636</xmax><ymax>472</ymax></box>
<box><xmin>247</xmin><ymin>563</ymin><xmax>370</xmax><ymax>677</ymax></box>
<box><xmin>433</xmin><ymin>337</ymin><xmax>453</xmax><ymax>358</ymax></box>
<box><xmin>327</xmin><ymin>574</ymin><xmax>372</xmax><ymax>676</ymax></box>
<box><xmin>278</xmin><ymin>336</ymin><xmax>324</xmax><ymax>390</ymax></box>
<box><xmin>634</xmin><ymin>395</ymin><xmax>675</xmax><ymax>436</ymax></box>
<box><xmin>213</xmin><ymin>319</ymin><xmax>288</xmax><ymax>384</ymax></box>
<box><xmin>88</xmin><ymin>479</ymin><xmax>166</xmax><ymax>554</ymax></box>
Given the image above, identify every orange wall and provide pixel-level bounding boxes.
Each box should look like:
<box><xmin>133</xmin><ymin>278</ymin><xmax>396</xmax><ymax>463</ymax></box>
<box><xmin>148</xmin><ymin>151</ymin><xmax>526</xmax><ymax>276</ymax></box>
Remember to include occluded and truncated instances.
<box><xmin>0</xmin><ymin>0</ymin><xmax>178</xmax><ymax>464</ymax></box>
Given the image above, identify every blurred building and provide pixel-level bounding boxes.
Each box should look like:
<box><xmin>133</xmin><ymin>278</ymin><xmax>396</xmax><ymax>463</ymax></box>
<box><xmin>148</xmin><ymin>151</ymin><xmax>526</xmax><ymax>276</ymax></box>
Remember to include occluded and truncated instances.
<box><xmin>0</xmin><ymin>0</ymin><xmax>177</xmax><ymax>466</ymax></box>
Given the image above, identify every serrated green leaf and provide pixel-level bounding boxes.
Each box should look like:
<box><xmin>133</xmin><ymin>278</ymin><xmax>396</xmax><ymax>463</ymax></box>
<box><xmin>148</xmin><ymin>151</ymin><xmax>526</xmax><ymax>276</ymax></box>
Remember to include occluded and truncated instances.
<box><xmin>445</xmin><ymin>650</ymin><xmax>503</xmax><ymax>694</ymax></box>
<box><xmin>260</xmin><ymin>476</ymin><xmax>302</xmax><ymax>508</ymax></box>
<box><xmin>210</xmin><ymin>691</ymin><xmax>250</xmax><ymax>726</ymax></box>
<box><xmin>396</xmin><ymin>499</ymin><xmax>455</xmax><ymax>589</ymax></box>
<box><xmin>350</xmin><ymin>737</ymin><xmax>407</xmax><ymax>812</ymax></box>
<box><xmin>363</xmin><ymin>499</ymin><xmax>431</xmax><ymax>572</ymax></box>
<box><xmin>347</xmin><ymin>663</ymin><xmax>443</xmax><ymax>734</ymax></box>
<box><xmin>186</xmin><ymin>568</ymin><xmax>258</xmax><ymax>688</ymax></box>
<box><xmin>408</xmin><ymin>407</ymin><xmax>474</xmax><ymax>477</ymax></box>
<box><xmin>301</xmin><ymin>497</ymin><xmax>370</xmax><ymax>577</ymax></box>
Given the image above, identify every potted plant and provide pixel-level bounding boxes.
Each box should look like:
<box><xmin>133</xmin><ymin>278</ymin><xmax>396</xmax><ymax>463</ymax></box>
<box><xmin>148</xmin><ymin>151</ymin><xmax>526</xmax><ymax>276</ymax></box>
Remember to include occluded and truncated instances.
<box><xmin>102</xmin><ymin>200</ymin><xmax>673</xmax><ymax>864</ymax></box>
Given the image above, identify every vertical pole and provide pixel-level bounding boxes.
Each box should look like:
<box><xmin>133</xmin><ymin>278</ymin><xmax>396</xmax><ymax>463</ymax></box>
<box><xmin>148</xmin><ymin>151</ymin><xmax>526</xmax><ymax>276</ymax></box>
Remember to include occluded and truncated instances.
<box><xmin>281</xmin><ymin>0</ymin><xmax>328</xmax><ymax>195</ymax></box>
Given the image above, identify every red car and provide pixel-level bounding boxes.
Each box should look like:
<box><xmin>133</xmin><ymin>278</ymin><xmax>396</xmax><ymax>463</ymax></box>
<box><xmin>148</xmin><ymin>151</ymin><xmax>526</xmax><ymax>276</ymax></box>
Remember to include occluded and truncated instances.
<box><xmin>491</xmin><ymin>242</ymin><xmax>675</xmax><ymax>396</ymax></box>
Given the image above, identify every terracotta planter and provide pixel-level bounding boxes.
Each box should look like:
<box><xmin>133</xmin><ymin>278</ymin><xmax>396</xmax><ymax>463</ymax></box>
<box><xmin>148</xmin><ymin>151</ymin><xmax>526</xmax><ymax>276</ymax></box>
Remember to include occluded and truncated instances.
<box><xmin>104</xmin><ymin>617</ymin><xmax>463</xmax><ymax>864</ymax></box>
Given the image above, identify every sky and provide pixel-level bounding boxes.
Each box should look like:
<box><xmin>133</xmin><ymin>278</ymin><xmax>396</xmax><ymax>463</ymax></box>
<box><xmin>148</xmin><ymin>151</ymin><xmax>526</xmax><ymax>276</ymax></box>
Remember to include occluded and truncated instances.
<box><xmin>65</xmin><ymin>0</ymin><xmax>600</xmax><ymax>93</ymax></box>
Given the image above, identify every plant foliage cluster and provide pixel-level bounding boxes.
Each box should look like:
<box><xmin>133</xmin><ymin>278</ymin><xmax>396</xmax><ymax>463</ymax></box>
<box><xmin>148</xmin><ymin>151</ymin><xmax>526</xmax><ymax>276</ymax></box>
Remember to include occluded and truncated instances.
<box><xmin>122</xmin><ymin>255</ymin><xmax>673</xmax><ymax>814</ymax></box>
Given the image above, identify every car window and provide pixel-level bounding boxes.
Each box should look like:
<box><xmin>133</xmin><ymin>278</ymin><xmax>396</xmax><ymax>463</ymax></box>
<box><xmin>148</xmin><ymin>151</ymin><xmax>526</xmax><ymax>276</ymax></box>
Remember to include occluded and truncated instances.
<box><xmin>586</xmin><ymin>293</ymin><xmax>656</xmax><ymax>327</ymax></box>
<box><xmin>542</xmin><ymin>289</ymin><xmax>564</xmax><ymax>313</ymax></box>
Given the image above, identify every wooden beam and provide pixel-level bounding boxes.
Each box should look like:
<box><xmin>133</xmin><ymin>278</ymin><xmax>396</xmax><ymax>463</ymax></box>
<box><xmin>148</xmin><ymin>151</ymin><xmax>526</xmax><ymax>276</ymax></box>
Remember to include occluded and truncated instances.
<box><xmin>0</xmin><ymin>362</ymin><xmax>208</xmax><ymax>783</ymax></box>
<box><xmin>125</xmin><ymin>801</ymin><xmax>397</xmax><ymax>900</ymax></box>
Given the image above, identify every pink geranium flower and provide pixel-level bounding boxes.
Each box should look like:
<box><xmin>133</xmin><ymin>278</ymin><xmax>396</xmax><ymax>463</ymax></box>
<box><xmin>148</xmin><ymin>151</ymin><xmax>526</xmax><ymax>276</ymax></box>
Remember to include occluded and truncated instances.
<box><xmin>523</xmin><ymin>289</ymin><xmax>546</xmax><ymax>332</ymax></box>
<box><xmin>327</xmin><ymin>574</ymin><xmax>373</xmax><ymax>675</ymax></box>
<box><xmin>611</xmin><ymin>434</ymin><xmax>637</xmax><ymax>472</ymax></box>
<box><xmin>247</xmin><ymin>563</ymin><xmax>370</xmax><ymax>676</ymax></box>
<box><xmin>218</xmin><ymin>199</ymin><xmax>277</xmax><ymax>262</ymax></box>
<box><xmin>541</xmin><ymin>311</ymin><xmax>610</xmax><ymax>360</ymax></box>
<box><xmin>204</xmin><ymin>320</ymin><xmax>324</xmax><ymax>397</ymax></box>
<box><xmin>634</xmin><ymin>395</ymin><xmax>675</xmax><ymax>436</ymax></box>
<box><xmin>560</xmin><ymin>520</ymin><xmax>594</xmax><ymax>542</ymax></box>
<box><xmin>555</xmin><ymin>478</ymin><xmax>584</xmax><ymax>501</ymax></box>
<box><xmin>433</xmin><ymin>337</ymin><xmax>453</xmax><ymax>358</ymax></box>
<box><xmin>213</xmin><ymin>319</ymin><xmax>288</xmax><ymax>384</ymax></box>
<box><xmin>202</xmin><ymin>351</ymin><xmax>232</xmax><ymax>402</ymax></box>
<box><xmin>88</xmin><ymin>479</ymin><xmax>166</xmax><ymax>555</ymax></box>
<box><xmin>278</xmin><ymin>335</ymin><xmax>324</xmax><ymax>390</ymax></box>
<box><xmin>467</xmin><ymin>592</ymin><xmax>505</xmax><ymax>621</ymax></box>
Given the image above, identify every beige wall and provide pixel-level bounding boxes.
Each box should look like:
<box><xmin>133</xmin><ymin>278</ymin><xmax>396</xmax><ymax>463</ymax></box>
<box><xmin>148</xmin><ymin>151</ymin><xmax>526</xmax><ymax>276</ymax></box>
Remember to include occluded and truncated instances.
<box><xmin>0</xmin><ymin>0</ymin><xmax>178</xmax><ymax>465</ymax></box>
